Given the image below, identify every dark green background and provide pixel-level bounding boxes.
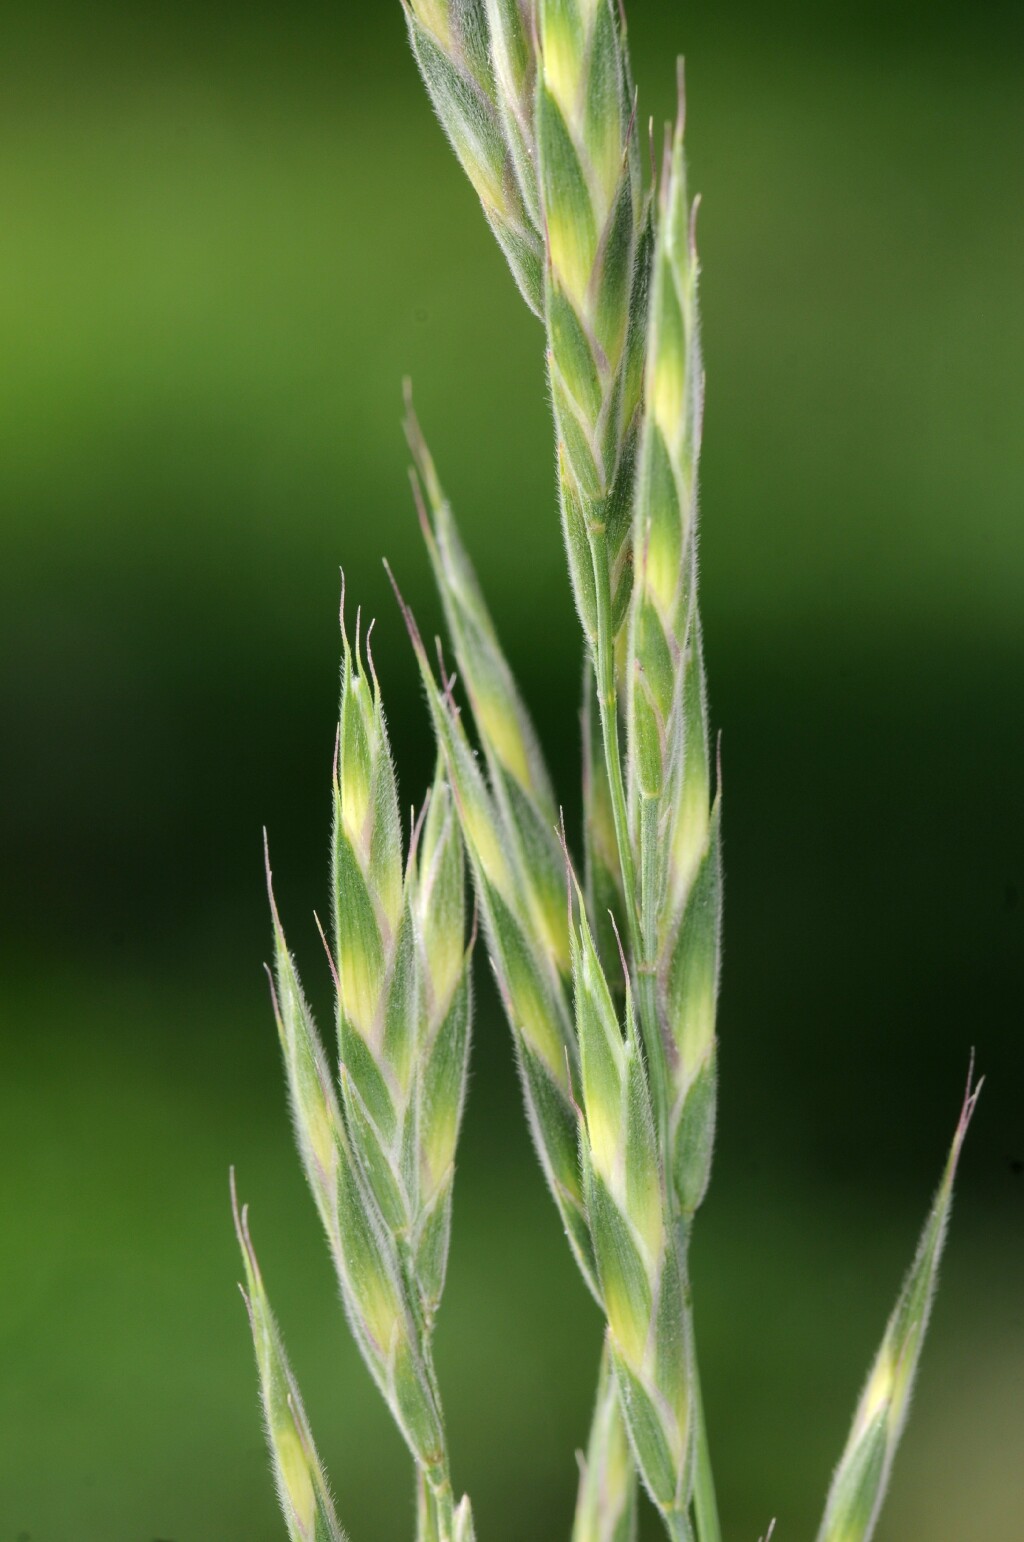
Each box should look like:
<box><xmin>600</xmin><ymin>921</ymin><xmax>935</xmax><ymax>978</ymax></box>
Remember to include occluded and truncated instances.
<box><xmin>1</xmin><ymin>3</ymin><xmax>1021</xmax><ymax>1539</ymax></box>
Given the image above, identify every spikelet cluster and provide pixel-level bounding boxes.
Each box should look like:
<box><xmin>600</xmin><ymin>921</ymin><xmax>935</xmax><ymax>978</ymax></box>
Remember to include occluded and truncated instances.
<box><xmin>236</xmin><ymin>598</ymin><xmax>475</xmax><ymax>1542</ymax></box>
<box><xmin>533</xmin><ymin>0</ymin><xmax>649</xmax><ymax>645</ymax></box>
<box><xmin>401</xmin><ymin>8</ymin><xmax>710</xmax><ymax>1528</ymax></box>
<box><xmin>570</xmin><ymin>877</ymin><xmax>695</xmax><ymax>1539</ymax></box>
<box><xmin>625</xmin><ymin>83</ymin><xmax>719</xmax><ymax>1220</ymax></box>
<box><xmin>235</xmin><ymin>6</ymin><xmax>981</xmax><ymax>1541</ymax></box>
<box><xmin>332</xmin><ymin>601</ymin><xmax>472</xmax><ymax>1325</ymax></box>
<box><xmin>394</xmin><ymin>429</ymin><xmax>598</xmax><ymax>1297</ymax></box>
<box><xmin>398</xmin><ymin>6</ymin><xmax>981</xmax><ymax>1542</ymax></box>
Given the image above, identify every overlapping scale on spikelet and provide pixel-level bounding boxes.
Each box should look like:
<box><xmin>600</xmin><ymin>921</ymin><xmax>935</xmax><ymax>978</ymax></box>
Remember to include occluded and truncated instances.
<box><xmin>233</xmin><ymin>1182</ymin><xmax>349</xmax><ymax>1542</ymax></box>
<box><xmin>815</xmin><ymin>1073</ymin><xmax>982</xmax><ymax>1542</ymax></box>
<box><xmin>625</xmin><ymin>80</ymin><xmax>719</xmax><ymax>1222</ymax></box>
<box><xmin>569</xmin><ymin>878</ymin><xmax>695</xmax><ymax>1538</ymax></box>
<box><xmin>332</xmin><ymin>601</ymin><xmax>473</xmax><ymax>1321</ymax></box>
<box><xmin>535</xmin><ymin>0</ymin><xmax>649</xmax><ymax>643</ymax></box>
<box><xmin>264</xmin><ymin>853</ymin><xmax>451</xmax><ymax>1490</ymax></box>
<box><xmin>403</xmin><ymin>0</ymin><xmax>545</xmax><ymax>314</ymax></box>
<box><xmin>572</xmin><ymin>1341</ymin><xmax>639</xmax><ymax>1542</ymax></box>
<box><xmin>389</xmin><ymin>557</ymin><xmax>599</xmax><ymax>1300</ymax></box>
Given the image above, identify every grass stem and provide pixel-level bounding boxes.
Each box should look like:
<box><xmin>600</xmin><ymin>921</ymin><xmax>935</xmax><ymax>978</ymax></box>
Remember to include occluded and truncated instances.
<box><xmin>690</xmin><ymin>1337</ymin><xmax>723</xmax><ymax>1542</ymax></box>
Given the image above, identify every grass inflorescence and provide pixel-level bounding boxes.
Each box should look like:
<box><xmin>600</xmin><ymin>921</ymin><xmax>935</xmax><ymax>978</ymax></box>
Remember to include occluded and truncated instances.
<box><xmin>233</xmin><ymin>5</ymin><xmax>981</xmax><ymax>1540</ymax></box>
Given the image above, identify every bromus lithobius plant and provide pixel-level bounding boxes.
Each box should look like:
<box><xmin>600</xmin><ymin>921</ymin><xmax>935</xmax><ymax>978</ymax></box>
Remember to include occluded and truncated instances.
<box><xmin>234</xmin><ymin>5</ymin><xmax>982</xmax><ymax>1539</ymax></box>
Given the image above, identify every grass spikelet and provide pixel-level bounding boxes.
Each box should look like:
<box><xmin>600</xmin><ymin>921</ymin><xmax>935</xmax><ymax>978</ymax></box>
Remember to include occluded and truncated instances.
<box><xmin>387</xmin><ymin>558</ymin><xmax>600</xmax><ymax>1298</ymax></box>
<box><xmin>815</xmin><ymin>1067</ymin><xmax>983</xmax><ymax>1542</ymax></box>
<box><xmin>566</xmin><ymin>860</ymin><xmax>695</xmax><ymax>1532</ymax></box>
<box><xmin>250</xmin><ymin>596</ymin><xmax>476</xmax><ymax>1541</ymax></box>
<box><xmin>232</xmin><ymin>1174</ymin><xmax>349</xmax><ymax>1542</ymax></box>
<box><xmin>402</xmin><ymin>0</ymin><xmax>544</xmax><ymax>313</ymax></box>
<box><xmin>573</xmin><ymin>1340</ymin><xmax>639</xmax><ymax>1542</ymax></box>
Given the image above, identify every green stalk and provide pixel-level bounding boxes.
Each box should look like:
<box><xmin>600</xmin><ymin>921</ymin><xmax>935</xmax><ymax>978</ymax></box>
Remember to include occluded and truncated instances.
<box><xmin>398</xmin><ymin>1238</ymin><xmax>457</xmax><ymax>1539</ymax></box>
<box><xmin>689</xmin><ymin>1341</ymin><xmax>723</xmax><ymax>1542</ymax></box>
<box><xmin>666</xmin><ymin>1514</ymin><xmax>693</xmax><ymax>1542</ymax></box>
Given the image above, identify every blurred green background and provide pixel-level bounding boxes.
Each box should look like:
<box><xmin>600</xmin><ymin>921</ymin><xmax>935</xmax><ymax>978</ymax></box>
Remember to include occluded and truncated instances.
<box><xmin>1</xmin><ymin>2</ymin><xmax>1021</xmax><ymax>1538</ymax></box>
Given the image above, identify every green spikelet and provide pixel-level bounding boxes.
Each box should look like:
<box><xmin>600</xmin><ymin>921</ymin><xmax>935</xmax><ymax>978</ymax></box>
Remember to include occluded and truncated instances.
<box><xmin>263</xmin><ymin>857</ymin><xmax>447</xmax><ymax>1484</ymax></box>
<box><xmin>407</xmin><ymin>766</ymin><xmax>473</xmax><ymax>1316</ymax></box>
<box><xmin>535</xmin><ymin>0</ymin><xmax>649</xmax><ymax>645</ymax></box>
<box><xmin>483</xmin><ymin>0</ymin><xmax>541</xmax><ymax>228</ymax></box>
<box><xmin>255</xmin><ymin>589</ymin><xmax>477</xmax><ymax>1542</ymax></box>
<box><xmin>329</xmin><ymin>592</ymin><xmax>474</xmax><ymax>1331</ymax></box>
<box><xmin>332</xmin><ymin>596</ymin><xmax>424</xmax><ymax>1247</ymax></box>
<box><xmin>816</xmin><ymin>1071</ymin><xmax>983</xmax><ymax>1542</ymax></box>
<box><xmin>406</xmin><ymin>399</ymin><xmax>569</xmax><ymax>984</ymax></box>
<box><xmin>264</xmin><ymin>841</ymin><xmax>345</xmax><ymax>1247</ymax></box>
<box><xmin>626</xmin><ymin>71</ymin><xmax>718</xmax><ymax>1221</ymax></box>
<box><xmin>403</xmin><ymin>0</ymin><xmax>544</xmax><ymax>314</ymax></box>
<box><xmin>388</xmin><ymin>562</ymin><xmax>599</xmax><ymax>1298</ymax></box>
<box><xmin>232</xmin><ymin>1177</ymin><xmax>348</xmax><ymax>1542</ymax></box>
<box><xmin>570</xmin><ymin>878</ymin><xmax>695</xmax><ymax>1535</ymax></box>
<box><xmin>572</xmin><ymin>1339</ymin><xmax>638</xmax><ymax>1542</ymax></box>
<box><xmin>404</xmin><ymin>0</ymin><xmax>648</xmax><ymax>640</ymax></box>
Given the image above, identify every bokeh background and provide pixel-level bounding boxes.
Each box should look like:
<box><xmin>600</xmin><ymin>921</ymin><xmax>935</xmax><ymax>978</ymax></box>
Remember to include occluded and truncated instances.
<box><xmin>1</xmin><ymin>2</ymin><xmax>1021</xmax><ymax>1538</ymax></box>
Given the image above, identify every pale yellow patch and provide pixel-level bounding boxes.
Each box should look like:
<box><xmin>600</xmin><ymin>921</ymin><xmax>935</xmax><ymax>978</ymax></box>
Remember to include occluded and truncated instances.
<box><xmin>462</xmin><ymin>154</ymin><xmax>506</xmax><ymax>223</ymax></box>
<box><xmin>412</xmin><ymin>0</ymin><xmax>450</xmax><ymax>50</ymax></box>
<box><xmin>589</xmin><ymin>107</ymin><xmax>622</xmax><ymax>225</ymax></box>
<box><xmin>463</xmin><ymin>803</ymin><xmax>512</xmax><ymax>899</ymax></box>
<box><xmin>307</xmin><ymin>1097</ymin><xmax>339</xmax><ymax>1190</ymax></box>
<box><xmin>276</xmin><ymin>1424</ymin><xmax>315</xmax><ymax>1534</ymax></box>
<box><xmin>670</xmin><ymin>792</ymin><xmax>709</xmax><ymax>917</ymax></box>
<box><xmin>652</xmin><ymin>345</ymin><xmax>685</xmax><ymax>446</ymax></box>
<box><xmin>540</xmin><ymin>11</ymin><xmax>580</xmax><ymax>124</ymax></box>
<box><xmin>340</xmin><ymin>768</ymin><xmax>371</xmax><ymax>854</ymax></box>
<box><xmin>633</xmin><ymin>1170</ymin><xmax>665</xmax><ymax>1264</ymax></box>
<box><xmin>423</xmin><ymin>1113</ymin><xmax>456</xmax><ymax>1195</ymax></box>
<box><xmin>644</xmin><ymin>519</ymin><xmax>681</xmax><ymax>618</ymax></box>
<box><xmin>530</xmin><ymin>889</ymin><xmax>572</xmax><ymax>979</ymax></box>
<box><xmin>890</xmin><ymin>1326</ymin><xmax>919</xmax><ymax>1415</ymax></box>
<box><xmin>606</xmin><ymin>1285</ymin><xmax>647</xmax><ymax>1372</ymax></box>
<box><xmin>679</xmin><ymin>981</ymin><xmax>715</xmax><ymax>1071</ymax></box>
<box><xmin>475</xmin><ymin>692</ymin><xmax>532</xmax><ymax>790</ymax></box>
<box><xmin>514</xmin><ymin>977</ymin><xmax>566</xmax><ymax>1082</ymax></box>
<box><xmin>361</xmin><ymin>1270</ymin><xmax>401</xmax><ymax>1357</ymax></box>
<box><xmin>604</xmin><ymin>1414</ymin><xmax>631</xmax><ymax>1493</ymax></box>
<box><xmin>338</xmin><ymin>942</ymin><xmax>381</xmax><ymax>1042</ymax></box>
<box><xmin>547</xmin><ymin>207</ymin><xmax>594</xmax><ymax>311</ymax></box>
<box><xmin>856</xmin><ymin>1350</ymin><xmax>894</xmax><ymax>1437</ymax></box>
<box><xmin>586</xmin><ymin>1091</ymin><xmax>621</xmax><ymax>1194</ymax></box>
<box><xmin>377</xmin><ymin>859</ymin><xmax>404</xmax><ymax>940</ymax></box>
<box><xmin>424</xmin><ymin>922</ymin><xmax>461</xmax><ymax>1015</ymax></box>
